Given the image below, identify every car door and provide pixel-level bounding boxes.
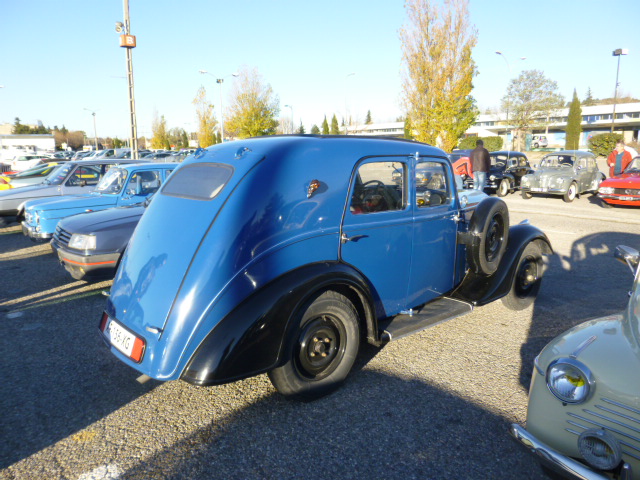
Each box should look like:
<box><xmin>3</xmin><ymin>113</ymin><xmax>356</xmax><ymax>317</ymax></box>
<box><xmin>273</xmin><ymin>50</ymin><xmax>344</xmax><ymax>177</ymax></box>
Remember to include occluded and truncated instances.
<box><xmin>60</xmin><ymin>165</ymin><xmax>102</xmax><ymax>195</ymax></box>
<box><xmin>119</xmin><ymin>169</ymin><xmax>163</xmax><ymax>206</ymax></box>
<box><xmin>575</xmin><ymin>156</ymin><xmax>594</xmax><ymax>192</ymax></box>
<box><xmin>407</xmin><ymin>159</ymin><xmax>459</xmax><ymax>307</ymax></box>
<box><xmin>340</xmin><ymin>157</ymin><xmax>412</xmax><ymax>317</ymax></box>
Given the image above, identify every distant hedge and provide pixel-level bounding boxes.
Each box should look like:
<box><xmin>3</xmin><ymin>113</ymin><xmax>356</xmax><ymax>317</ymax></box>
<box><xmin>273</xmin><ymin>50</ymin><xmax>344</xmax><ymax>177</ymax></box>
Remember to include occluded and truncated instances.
<box><xmin>458</xmin><ymin>136</ymin><xmax>503</xmax><ymax>151</ymax></box>
<box><xmin>588</xmin><ymin>133</ymin><xmax>622</xmax><ymax>157</ymax></box>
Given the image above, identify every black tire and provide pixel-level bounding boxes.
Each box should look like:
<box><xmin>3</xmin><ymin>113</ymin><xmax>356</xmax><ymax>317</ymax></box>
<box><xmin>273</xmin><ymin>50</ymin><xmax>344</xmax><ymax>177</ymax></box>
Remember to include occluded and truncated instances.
<box><xmin>533</xmin><ymin>142</ymin><xmax>539</xmax><ymax>149</ymax></box>
<box><xmin>467</xmin><ymin>199</ymin><xmax>509</xmax><ymax>276</ymax></box>
<box><xmin>268</xmin><ymin>290</ymin><xmax>360</xmax><ymax>400</ymax></box>
<box><xmin>599</xmin><ymin>197</ymin><xmax>613</xmax><ymax>209</ymax></box>
<box><xmin>497</xmin><ymin>179</ymin><xmax>510</xmax><ymax>197</ymax></box>
<box><xmin>501</xmin><ymin>242</ymin><xmax>543</xmax><ymax>311</ymax></box>
<box><xmin>521</xmin><ymin>189</ymin><xmax>532</xmax><ymax>199</ymax></box>
<box><xmin>563</xmin><ymin>182</ymin><xmax>577</xmax><ymax>203</ymax></box>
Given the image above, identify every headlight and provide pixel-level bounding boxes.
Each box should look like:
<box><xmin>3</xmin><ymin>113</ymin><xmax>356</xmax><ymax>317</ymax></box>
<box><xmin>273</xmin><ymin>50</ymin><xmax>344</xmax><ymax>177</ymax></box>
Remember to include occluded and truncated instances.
<box><xmin>554</xmin><ymin>177</ymin><xmax>566</xmax><ymax>186</ymax></box>
<box><xmin>35</xmin><ymin>212</ymin><xmax>40</xmax><ymax>224</ymax></box>
<box><xmin>489</xmin><ymin>175</ymin><xmax>496</xmax><ymax>181</ymax></box>
<box><xmin>599</xmin><ymin>186</ymin><xmax>614</xmax><ymax>194</ymax></box>
<box><xmin>546</xmin><ymin>358</ymin><xmax>594</xmax><ymax>404</ymax></box>
<box><xmin>68</xmin><ymin>234</ymin><xmax>96</xmax><ymax>250</ymax></box>
<box><xmin>521</xmin><ymin>177</ymin><xmax>529</xmax><ymax>185</ymax></box>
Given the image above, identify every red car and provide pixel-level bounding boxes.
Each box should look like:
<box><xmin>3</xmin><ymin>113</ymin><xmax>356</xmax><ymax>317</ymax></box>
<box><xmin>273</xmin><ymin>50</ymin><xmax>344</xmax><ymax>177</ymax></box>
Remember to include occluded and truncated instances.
<box><xmin>598</xmin><ymin>156</ymin><xmax>640</xmax><ymax>207</ymax></box>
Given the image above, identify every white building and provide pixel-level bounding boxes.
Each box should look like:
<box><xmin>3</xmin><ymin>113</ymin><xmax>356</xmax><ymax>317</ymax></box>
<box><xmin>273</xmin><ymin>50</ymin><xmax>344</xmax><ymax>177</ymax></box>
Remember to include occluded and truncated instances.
<box><xmin>0</xmin><ymin>134</ymin><xmax>55</xmax><ymax>162</ymax></box>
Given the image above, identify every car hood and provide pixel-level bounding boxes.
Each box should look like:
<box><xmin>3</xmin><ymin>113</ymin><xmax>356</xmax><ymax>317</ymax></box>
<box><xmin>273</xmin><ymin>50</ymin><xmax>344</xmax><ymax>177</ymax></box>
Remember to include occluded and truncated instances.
<box><xmin>58</xmin><ymin>204</ymin><xmax>145</xmax><ymax>235</ymax></box>
<box><xmin>601</xmin><ymin>172</ymin><xmax>640</xmax><ymax>188</ymax></box>
<box><xmin>0</xmin><ymin>183</ymin><xmax>58</xmax><ymax>201</ymax></box>
<box><xmin>530</xmin><ymin>167</ymin><xmax>573</xmax><ymax>178</ymax></box>
<box><xmin>29</xmin><ymin>193</ymin><xmax>116</xmax><ymax>215</ymax></box>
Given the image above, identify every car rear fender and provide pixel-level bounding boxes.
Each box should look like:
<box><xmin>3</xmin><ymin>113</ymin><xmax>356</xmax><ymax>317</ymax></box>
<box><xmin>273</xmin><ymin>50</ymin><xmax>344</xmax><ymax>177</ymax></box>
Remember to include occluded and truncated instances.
<box><xmin>451</xmin><ymin>223</ymin><xmax>552</xmax><ymax>305</ymax></box>
<box><xmin>180</xmin><ymin>262</ymin><xmax>376</xmax><ymax>386</ymax></box>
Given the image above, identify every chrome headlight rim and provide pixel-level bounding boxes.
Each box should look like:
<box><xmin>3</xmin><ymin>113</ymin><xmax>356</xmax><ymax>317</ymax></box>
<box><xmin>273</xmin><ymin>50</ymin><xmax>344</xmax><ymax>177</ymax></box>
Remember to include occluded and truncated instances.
<box><xmin>68</xmin><ymin>233</ymin><xmax>97</xmax><ymax>250</ymax></box>
<box><xmin>546</xmin><ymin>357</ymin><xmax>594</xmax><ymax>404</ymax></box>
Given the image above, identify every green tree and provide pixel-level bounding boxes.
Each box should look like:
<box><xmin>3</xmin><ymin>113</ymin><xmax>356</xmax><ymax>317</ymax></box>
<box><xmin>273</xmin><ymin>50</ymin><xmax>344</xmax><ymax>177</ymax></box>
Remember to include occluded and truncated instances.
<box><xmin>113</xmin><ymin>137</ymin><xmax>124</xmax><ymax>148</ymax></box>
<box><xmin>192</xmin><ymin>86</ymin><xmax>217</xmax><ymax>147</ymax></box>
<box><xmin>216</xmin><ymin>132</ymin><xmax>222</xmax><ymax>144</ymax></box>
<box><xmin>310</xmin><ymin>124</ymin><xmax>320</xmax><ymax>134</ymax></box>
<box><xmin>321</xmin><ymin>116</ymin><xmax>329</xmax><ymax>135</ymax></box>
<box><xmin>400</xmin><ymin>0</ymin><xmax>478</xmax><ymax>151</ymax></box>
<box><xmin>365</xmin><ymin>110</ymin><xmax>372</xmax><ymax>124</ymax></box>
<box><xmin>13</xmin><ymin>117</ymin><xmax>31</xmax><ymax>134</ymax></box>
<box><xmin>225</xmin><ymin>66</ymin><xmax>279</xmax><ymax>138</ymax></box>
<box><xmin>565</xmin><ymin>89</ymin><xmax>583</xmax><ymax>150</ymax></box>
<box><xmin>502</xmin><ymin>70</ymin><xmax>564</xmax><ymax>151</ymax></box>
<box><xmin>582</xmin><ymin>87</ymin><xmax>595</xmax><ymax>106</ymax></box>
<box><xmin>403</xmin><ymin>117</ymin><xmax>414</xmax><ymax>140</ymax></box>
<box><xmin>151</xmin><ymin>113</ymin><xmax>171</xmax><ymax>150</ymax></box>
<box><xmin>297</xmin><ymin>122</ymin><xmax>305</xmax><ymax>134</ymax></box>
<box><xmin>181</xmin><ymin>130</ymin><xmax>190</xmax><ymax>148</ymax></box>
<box><xmin>330</xmin><ymin>114</ymin><xmax>340</xmax><ymax>134</ymax></box>
<box><xmin>589</xmin><ymin>133</ymin><xmax>622</xmax><ymax>157</ymax></box>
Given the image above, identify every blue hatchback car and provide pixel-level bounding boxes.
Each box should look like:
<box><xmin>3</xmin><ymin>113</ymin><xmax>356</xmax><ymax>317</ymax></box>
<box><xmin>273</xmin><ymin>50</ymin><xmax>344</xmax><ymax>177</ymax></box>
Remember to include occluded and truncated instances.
<box><xmin>100</xmin><ymin>136</ymin><xmax>552</xmax><ymax>400</ymax></box>
<box><xmin>21</xmin><ymin>163</ymin><xmax>176</xmax><ymax>241</ymax></box>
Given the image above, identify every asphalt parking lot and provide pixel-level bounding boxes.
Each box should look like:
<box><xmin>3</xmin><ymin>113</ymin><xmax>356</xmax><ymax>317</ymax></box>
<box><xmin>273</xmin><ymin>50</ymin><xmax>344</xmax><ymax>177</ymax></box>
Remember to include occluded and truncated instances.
<box><xmin>1</xmin><ymin>192</ymin><xmax>639</xmax><ymax>480</ymax></box>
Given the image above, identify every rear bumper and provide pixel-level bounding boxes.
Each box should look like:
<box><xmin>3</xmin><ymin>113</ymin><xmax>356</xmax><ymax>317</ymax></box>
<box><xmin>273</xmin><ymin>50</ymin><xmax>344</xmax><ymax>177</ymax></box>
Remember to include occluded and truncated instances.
<box><xmin>509</xmin><ymin>424</ymin><xmax>622</xmax><ymax>480</ymax></box>
<box><xmin>51</xmin><ymin>241</ymin><xmax>120</xmax><ymax>280</ymax></box>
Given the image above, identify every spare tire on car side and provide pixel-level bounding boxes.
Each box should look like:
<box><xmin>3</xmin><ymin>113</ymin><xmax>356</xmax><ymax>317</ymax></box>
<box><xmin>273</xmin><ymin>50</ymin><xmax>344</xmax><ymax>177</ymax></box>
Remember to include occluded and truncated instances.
<box><xmin>463</xmin><ymin>197</ymin><xmax>509</xmax><ymax>276</ymax></box>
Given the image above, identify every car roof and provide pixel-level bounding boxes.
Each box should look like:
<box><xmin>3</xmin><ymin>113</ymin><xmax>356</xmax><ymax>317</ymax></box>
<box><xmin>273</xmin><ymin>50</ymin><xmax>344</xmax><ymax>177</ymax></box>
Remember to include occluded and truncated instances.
<box><xmin>72</xmin><ymin>159</ymin><xmax>142</xmax><ymax>166</ymax></box>
<box><xmin>489</xmin><ymin>151</ymin><xmax>527</xmax><ymax>156</ymax></box>
<box><xmin>542</xmin><ymin>150</ymin><xmax>594</xmax><ymax>157</ymax></box>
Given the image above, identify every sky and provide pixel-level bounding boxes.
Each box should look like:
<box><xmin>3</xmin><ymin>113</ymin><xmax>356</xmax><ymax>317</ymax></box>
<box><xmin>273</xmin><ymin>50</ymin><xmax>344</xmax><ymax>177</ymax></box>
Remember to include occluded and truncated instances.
<box><xmin>1</xmin><ymin>0</ymin><xmax>639</xmax><ymax>141</ymax></box>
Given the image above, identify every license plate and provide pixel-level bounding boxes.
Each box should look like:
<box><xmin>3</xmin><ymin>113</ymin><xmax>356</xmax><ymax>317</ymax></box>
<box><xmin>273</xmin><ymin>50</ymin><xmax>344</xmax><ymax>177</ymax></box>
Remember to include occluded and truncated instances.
<box><xmin>530</xmin><ymin>187</ymin><xmax>546</xmax><ymax>192</ymax></box>
<box><xmin>104</xmin><ymin>317</ymin><xmax>144</xmax><ymax>362</ymax></box>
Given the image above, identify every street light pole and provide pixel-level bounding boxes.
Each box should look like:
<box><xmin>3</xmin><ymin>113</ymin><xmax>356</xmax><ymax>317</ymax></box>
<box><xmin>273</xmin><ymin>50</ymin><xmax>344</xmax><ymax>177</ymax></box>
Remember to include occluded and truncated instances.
<box><xmin>496</xmin><ymin>52</ymin><xmax>525</xmax><ymax>150</ymax></box>
<box><xmin>84</xmin><ymin>108</ymin><xmax>98</xmax><ymax>149</ymax></box>
<box><xmin>284</xmin><ymin>104</ymin><xmax>294</xmax><ymax>134</ymax></box>
<box><xmin>199</xmin><ymin>71</ymin><xmax>238</xmax><ymax>143</ymax></box>
<box><xmin>611</xmin><ymin>48</ymin><xmax>629</xmax><ymax>133</ymax></box>
<box><xmin>116</xmin><ymin>0</ymin><xmax>139</xmax><ymax>159</ymax></box>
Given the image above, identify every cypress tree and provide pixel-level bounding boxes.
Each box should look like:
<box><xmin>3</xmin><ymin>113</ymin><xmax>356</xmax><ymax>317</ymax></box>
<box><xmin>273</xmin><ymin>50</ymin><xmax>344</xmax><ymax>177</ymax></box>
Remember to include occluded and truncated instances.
<box><xmin>330</xmin><ymin>114</ymin><xmax>340</xmax><ymax>134</ymax></box>
<box><xmin>565</xmin><ymin>89</ymin><xmax>582</xmax><ymax>150</ymax></box>
<box><xmin>321</xmin><ymin>116</ymin><xmax>329</xmax><ymax>135</ymax></box>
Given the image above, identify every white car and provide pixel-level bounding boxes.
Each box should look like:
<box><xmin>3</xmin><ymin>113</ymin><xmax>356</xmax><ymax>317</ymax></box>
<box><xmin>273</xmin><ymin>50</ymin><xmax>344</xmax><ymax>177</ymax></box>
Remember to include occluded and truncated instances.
<box><xmin>10</xmin><ymin>155</ymin><xmax>48</xmax><ymax>172</ymax></box>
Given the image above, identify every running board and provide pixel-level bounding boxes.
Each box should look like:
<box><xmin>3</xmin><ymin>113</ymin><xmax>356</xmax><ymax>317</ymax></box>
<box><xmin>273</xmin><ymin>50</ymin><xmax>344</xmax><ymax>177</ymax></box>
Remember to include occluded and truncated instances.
<box><xmin>380</xmin><ymin>297</ymin><xmax>473</xmax><ymax>342</ymax></box>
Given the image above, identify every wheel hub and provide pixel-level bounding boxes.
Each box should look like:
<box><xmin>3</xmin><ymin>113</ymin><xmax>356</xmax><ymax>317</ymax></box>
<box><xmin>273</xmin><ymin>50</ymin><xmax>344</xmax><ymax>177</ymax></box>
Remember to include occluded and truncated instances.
<box><xmin>296</xmin><ymin>316</ymin><xmax>344</xmax><ymax>379</ymax></box>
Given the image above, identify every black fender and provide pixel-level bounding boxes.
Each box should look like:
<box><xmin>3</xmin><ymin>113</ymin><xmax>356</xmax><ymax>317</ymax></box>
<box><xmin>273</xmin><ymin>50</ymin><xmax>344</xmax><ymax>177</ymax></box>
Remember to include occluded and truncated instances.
<box><xmin>181</xmin><ymin>261</ymin><xmax>376</xmax><ymax>386</ymax></box>
<box><xmin>451</xmin><ymin>223</ymin><xmax>552</xmax><ymax>306</ymax></box>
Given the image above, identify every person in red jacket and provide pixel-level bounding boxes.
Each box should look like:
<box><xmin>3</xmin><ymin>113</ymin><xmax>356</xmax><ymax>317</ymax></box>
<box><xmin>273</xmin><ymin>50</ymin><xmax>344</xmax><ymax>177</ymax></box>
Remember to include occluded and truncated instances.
<box><xmin>607</xmin><ymin>140</ymin><xmax>633</xmax><ymax>177</ymax></box>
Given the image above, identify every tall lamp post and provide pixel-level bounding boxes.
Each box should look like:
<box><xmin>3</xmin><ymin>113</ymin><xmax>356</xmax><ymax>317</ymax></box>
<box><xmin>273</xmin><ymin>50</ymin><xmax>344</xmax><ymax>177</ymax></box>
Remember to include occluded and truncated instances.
<box><xmin>115</xmin><ymin>0</ymin><xmax>139</xmax><ymax>159</ymax></box>
<box><xmin>84</xmin><ymin>108</ymin><xmax>98</xmax><ymax>149</ymax></box>
<box><xmin>495</xmin><ymin>52</ymin><xmax>525</xmax><ymax>150</ymax></box>
<box><xmin>199</xmin><ymin>71</ymin><xmax>238</xmax><ymax>142</ymax></box>
<box><xmin>611</xmin><ymin>48</ymin><xmax>629</xmax><ymax>133</ymax></box>
<box><xmin>284</xmin><ymin>104</ymin><xmax>294</xmax><ymax>134</ymax></box>
<box><xmin>344</xmin><ymin>72</ymin><xmax>355</xmax><ymax>134</ymax></box>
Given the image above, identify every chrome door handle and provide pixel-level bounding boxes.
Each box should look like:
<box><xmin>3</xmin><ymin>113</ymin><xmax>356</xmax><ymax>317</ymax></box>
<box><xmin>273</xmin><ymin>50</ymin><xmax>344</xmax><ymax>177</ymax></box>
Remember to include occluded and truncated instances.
<box><xmin>341</xmin><ymin>233</ymin><xmax>367</xmax><ymax>244</ymax></box>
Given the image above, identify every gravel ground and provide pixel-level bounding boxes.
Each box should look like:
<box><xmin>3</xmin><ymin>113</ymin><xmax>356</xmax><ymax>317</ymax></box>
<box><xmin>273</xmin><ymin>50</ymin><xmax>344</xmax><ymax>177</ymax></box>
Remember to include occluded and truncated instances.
<box><xmin>1</xmin><ymin>192</ymin><xmax>638</xmax><ymax>480</ymax></box>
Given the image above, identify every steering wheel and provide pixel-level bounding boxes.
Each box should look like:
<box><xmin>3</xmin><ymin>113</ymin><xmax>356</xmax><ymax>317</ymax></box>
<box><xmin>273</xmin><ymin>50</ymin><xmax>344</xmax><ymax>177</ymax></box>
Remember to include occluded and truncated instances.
<box><xmin>362</xmin><ymin>180</ymin><xmax>385</xmax><ymax>189</ymax></box>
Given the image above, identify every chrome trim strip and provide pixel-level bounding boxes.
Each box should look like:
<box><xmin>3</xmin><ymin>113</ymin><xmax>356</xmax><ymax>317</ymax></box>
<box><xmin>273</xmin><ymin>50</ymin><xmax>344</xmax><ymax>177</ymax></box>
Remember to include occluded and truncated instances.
<box><xmin>584</xmin><ymin>409</ymin><xmax>640</xmax><ymax>434</ymax></box>
<box><xmin>596</xmin><ymin>404</ymin><xmax>640</xmax><ymax>428</ymax></box>
<box><xmin>567</xmin><ymin>413</ymin><xmax>640</xmax><ymax>444</ymax></box>
<box><xmin>566</xmin><ymin>428</ymin><xmax>640</xmax><ymax>456</ymax></box>
<box><xmin>570</xmin><ymin>335</ymin><xmax>597</xmax><ymax>359</ymax></box>
<box><xmin>602</xmin><ymin>398</ymin><xmax>640</xmax><ymax>417</ymax></box>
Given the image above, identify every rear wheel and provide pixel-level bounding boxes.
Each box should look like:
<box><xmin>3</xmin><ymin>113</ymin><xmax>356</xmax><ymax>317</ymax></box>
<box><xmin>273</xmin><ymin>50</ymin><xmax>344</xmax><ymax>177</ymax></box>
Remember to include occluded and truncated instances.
<box><xmin>497</xmin><ymin>179</ymin><xmax>510</xmax><ymax>197</ymax></box>
<box><xmin>268</xmin><ymin>291</ymin><xmax>360</xmax><ymax>400</ymax></box>
<box><xmin>563</xmin><ymin>182</ymin><xmax>577</xmax><ymax>203</ymax></box>
<box><xmin>502</xmin><ymin>242</ymin><xmax>543</xmax><ymax>311</ymax></box>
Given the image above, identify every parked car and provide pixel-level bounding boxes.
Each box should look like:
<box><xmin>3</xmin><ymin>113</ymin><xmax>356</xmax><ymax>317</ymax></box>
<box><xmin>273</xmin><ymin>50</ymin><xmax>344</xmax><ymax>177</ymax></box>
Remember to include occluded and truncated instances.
<box><xmin>10</xmin><ymin>155</ymin><xmax>49</xmax><ymax>172</ymax></box>
<box><xmin>511</xmin><ymin>245</ymin><xmax>640</xmax><ymax>479</ymax></box>
<box><xmin>51</xmin><ymin>202</ymin><xmax>148</xmax><ymax>281</ymax></box>
<box><xmin>531</xmin><ymin>135</ymin><xmax>548</xmax><ymax>148</ymax></box>
<box><xmin>22</xmin><ymin>163</ymin><xmax>175</xmax><ymax>241</ymax></box>
<box><xmin>0</xmin><ymin>159</ymin><xmax>141</xmax><ymax>225</ymax></box>
<box><xmin>99</xmin><ymin>136</ymin><xmax>552</xmax><ymax>401</ymax></box>
<box><xmin>519</xmin><ymin>150</ymin><xmax>604</xmax><ymax>202</ymax></box>
<box><xmin>452</xmin><ymin>151</ymin><xmax>532</xmax><ymax>196</ymax></box>
<box><xmin>0</xmin><ymin>162</ymin><xmax>60</xmax><ymax>191</ymax></box>
<box><xmin>597</xmin><ymin>156</ymin><xmax>640</xmax><ymax>207</ymax></box>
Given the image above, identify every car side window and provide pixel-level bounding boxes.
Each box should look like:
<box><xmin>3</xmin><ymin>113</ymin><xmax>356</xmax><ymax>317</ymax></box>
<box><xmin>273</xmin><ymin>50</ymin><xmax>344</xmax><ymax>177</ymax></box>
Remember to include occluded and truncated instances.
<box><xmin>350</xmin><ymin>162</ymin><xmax>404</xmax><ymax>214</ymax></box>
<box><xmin>416</xmin><ymin>161</ymin><xmax>450</xmax><ymax>208</ymax></box>
<box><xmin>125</xmin><ymin>170</ymin><xmax>162</xmax><ymax>195</ymax></box>
<box><xmin>66</xmin><ymin>166</ymin><xmax>100</xmax><ymax>186</ymax></box>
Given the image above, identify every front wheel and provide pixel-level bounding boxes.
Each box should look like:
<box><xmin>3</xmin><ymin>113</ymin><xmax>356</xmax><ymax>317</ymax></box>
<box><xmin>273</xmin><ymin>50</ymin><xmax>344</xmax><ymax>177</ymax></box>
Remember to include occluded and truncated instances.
<box><xmin>497</xmin><ymin>179</ymin><xmax>510</xmax><ymax>197</ymax></box>
<box><xmin>521</xmin><ymin>189</ymin><xmax>532</xmax><ymax>199</ymax></box>
<box><xmin>502</xmin><ymin>242</ymin><xmax>544</xmax><ymax>311</ymax></box>
<box><xmin>268</xmin><ymin>290</ymin><xmax>360</xmax><ymax>400</ymax></box>
<box><xmin>563</xmin><ymin>182</ymin><xmax>577</xmax><ymax>203</ymax></box>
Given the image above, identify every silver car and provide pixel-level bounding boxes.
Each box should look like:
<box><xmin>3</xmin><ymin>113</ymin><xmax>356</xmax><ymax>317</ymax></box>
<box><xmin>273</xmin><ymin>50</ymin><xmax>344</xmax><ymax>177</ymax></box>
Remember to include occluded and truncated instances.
<box><xmin>520</xmin><ymin>150</ymin><xmax>604</xmax><ymax>203</ymax></box>
<box><xmin>0</xmin><ymin>159</ymin><xmax>141</xmax><ymax>225</ymax></box>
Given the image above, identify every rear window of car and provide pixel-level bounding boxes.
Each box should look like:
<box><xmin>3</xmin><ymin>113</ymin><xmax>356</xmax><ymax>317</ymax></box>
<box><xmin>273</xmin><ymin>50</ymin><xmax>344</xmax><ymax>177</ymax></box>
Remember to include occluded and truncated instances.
<box><xmin>161</xmin><ymin>163</ymin><xmax>233</xmax><ymax>200</ymax></box>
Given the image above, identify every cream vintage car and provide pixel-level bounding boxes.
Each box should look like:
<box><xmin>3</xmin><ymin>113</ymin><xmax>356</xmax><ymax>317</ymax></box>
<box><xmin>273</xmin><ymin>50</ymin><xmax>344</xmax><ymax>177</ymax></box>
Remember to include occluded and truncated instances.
<box><xmin>511</xmin><ymin>245</ymin><xmax>640</xmax><ymax>479</ymax></box>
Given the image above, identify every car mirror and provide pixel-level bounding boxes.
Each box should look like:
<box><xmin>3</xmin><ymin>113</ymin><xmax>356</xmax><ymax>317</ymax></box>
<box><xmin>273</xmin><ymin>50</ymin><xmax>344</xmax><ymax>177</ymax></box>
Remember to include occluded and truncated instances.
<box><xmin>615</xmin><ymin>245</ymin><xmax>640</xmax><ymax>275</ymax></box>
<box><xmin>79</xmin><ymin>179</ymin><xmax>87</xmax><ymax>187</ymax></box>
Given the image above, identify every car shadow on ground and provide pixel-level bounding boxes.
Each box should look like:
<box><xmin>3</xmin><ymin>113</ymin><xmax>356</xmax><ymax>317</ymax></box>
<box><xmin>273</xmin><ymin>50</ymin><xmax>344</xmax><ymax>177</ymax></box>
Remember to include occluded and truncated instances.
<box><xmin>519</xmin><ymin>230</ymin><xmax>640</xmax><ymax>389</ymax></box>
<box><xmin>116</xmin><ymin>369</ymin><xmax>545</xmax><ymax>480</ymax></box>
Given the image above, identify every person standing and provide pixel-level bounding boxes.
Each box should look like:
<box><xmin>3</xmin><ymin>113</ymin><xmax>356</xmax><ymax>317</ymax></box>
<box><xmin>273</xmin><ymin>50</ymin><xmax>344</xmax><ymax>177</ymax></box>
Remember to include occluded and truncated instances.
<box><xmin>606</xmin><ymin>140</ymin><xmax>633</xmax><ymax>178</ymax></box>
<box><xmin>470</xmin><ymin>139</ymin><xmax>490</xmax><ymax>190</ymax></box>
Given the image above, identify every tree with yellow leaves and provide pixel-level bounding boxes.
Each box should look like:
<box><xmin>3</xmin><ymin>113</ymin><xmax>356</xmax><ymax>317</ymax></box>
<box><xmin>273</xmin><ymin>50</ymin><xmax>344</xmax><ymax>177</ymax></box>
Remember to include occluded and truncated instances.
<box><xmin>400</xmin><ymin>0</ymin><xmax>478</xmax><ymax>152</ymax></box>
<box><xmin>192</xmin><ymin>86</ymin><xmax>218</xmax><ymax>148</ymax></box>
<box><xmin>225</xmin><ymin>67</ymin><xmax>279</xmax><ymax>139</ymax></box>
<box><xmin>150</xmin><ymin>112</ymin><xmax>170</xmax><ymax>150</ymax></box>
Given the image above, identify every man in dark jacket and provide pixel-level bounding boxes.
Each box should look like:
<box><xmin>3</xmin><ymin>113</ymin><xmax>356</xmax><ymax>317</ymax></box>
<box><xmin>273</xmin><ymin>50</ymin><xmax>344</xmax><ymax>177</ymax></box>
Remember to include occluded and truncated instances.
<box><xmin>470</xmin><ymin>139</ymin><xmax>490</xmax><ymax>190</ymax></box>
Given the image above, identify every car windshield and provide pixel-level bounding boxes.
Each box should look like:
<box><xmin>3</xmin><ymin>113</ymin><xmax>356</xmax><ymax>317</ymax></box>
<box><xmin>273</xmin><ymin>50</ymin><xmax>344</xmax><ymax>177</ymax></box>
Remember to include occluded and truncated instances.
<box><xmin>42</xmin><ymin>164</ymin><xmax>70</xmax><ymax>185</ymax></box>
<box><xmin>14</xmin><ymin>164</ymin><xmax>56</xmax><ymax>178</ymax></box>
<box><xmin>540</xmin><ymin>155</ymin><xmax>574</xmax><ymax>168</ymax></box>
<box><xmin>95</xmin><ymin>167</ymin><xmax>128</xmax><ymax>194</ymax></box>
<box><xmin>625</xmin><ymin>158</ymin><xmax>640</xmax><ymax>172</ymax></box>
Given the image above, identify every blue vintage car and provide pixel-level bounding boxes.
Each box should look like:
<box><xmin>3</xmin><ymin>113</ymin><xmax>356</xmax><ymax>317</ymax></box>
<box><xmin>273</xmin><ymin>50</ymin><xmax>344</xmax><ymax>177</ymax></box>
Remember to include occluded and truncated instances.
<box><xmin>100</xmin><ymin>136</ymin><xmax>552</xmax><ymax>400</ymax></box>
<box><xmin>21</xmin><ymin>163</ymin><xmax>176</xmax><ymax>241</ymax></box>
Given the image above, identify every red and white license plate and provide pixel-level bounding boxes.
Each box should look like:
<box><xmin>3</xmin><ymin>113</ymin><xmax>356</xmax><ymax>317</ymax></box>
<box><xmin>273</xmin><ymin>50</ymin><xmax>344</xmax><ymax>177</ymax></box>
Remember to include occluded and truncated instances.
<box><xmin>103</xmin><ymin>316</ymin><xmax>145</xmax><ymax>362</ymax></box>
